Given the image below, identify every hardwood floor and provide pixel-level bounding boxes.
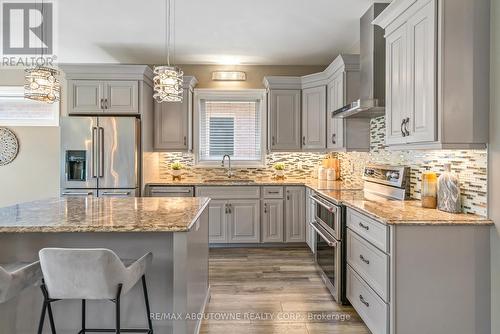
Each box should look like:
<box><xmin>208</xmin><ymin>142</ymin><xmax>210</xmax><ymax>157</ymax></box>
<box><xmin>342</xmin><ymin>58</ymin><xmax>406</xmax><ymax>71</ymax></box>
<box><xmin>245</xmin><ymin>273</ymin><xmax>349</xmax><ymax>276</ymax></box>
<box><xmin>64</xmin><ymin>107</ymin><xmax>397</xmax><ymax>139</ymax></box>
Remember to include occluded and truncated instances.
<box><xmin>200</xmin><ymin>247</ymin><xmax>370</xmax><ymax>334</ymax></box>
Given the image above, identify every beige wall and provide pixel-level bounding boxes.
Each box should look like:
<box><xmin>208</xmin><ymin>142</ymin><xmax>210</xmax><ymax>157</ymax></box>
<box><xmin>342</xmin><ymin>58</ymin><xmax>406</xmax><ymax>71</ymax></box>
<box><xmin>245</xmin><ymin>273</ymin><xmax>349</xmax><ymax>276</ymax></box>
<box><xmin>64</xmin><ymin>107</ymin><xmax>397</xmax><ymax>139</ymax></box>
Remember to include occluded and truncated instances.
<box><xmin>179</xmin><ymin>65</ymin><xmax>325</xmax><ymax>89</ymax></box>
<box><xmin>490</xmin><ymin>0</ymin><xmax>500</xmax><ymax>331</ymax></box>
<box><xmin>0</xmin><ymin>69</ymin><xmax>60</xmax><ymax>207</ymax></box>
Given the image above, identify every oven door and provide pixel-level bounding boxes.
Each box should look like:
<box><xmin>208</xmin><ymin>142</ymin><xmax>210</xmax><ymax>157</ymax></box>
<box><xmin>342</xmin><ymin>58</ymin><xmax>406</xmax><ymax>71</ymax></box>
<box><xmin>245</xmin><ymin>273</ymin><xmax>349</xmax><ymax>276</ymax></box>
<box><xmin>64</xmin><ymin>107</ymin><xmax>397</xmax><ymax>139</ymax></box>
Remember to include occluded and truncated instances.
<box><xmin>311</xmin><ymin>221</ymin><xmax>341</xmax><ymax>302</ymax></box>
<box><xmin>310</xmin><ymin>194</ymin><xmax>341</xmax><ymax>240</ymax></box>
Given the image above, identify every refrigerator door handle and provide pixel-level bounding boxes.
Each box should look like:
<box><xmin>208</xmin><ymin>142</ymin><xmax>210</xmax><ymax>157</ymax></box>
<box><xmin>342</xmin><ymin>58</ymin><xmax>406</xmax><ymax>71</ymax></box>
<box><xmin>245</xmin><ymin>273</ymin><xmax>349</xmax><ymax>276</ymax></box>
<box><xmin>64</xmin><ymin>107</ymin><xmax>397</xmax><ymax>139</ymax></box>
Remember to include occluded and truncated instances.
<box><xmin>91</xmin><ymin>127</ymin><xmax>98</xmax><ymax>178</ymax></box>
<box><xmin>98</xmin><ymin>127</ymin><xmax>104</xmax><ymax>177</ymax></box>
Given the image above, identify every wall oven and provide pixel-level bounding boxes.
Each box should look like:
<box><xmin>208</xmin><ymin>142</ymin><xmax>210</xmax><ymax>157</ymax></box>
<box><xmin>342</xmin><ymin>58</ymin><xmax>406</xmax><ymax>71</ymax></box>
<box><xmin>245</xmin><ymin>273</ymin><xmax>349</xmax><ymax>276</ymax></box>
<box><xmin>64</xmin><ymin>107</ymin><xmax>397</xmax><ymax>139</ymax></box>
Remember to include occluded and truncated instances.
<box><xmin>309</xmin><ymin>193</ymin><xmax>347</xmax><ymax>305</ymax></box>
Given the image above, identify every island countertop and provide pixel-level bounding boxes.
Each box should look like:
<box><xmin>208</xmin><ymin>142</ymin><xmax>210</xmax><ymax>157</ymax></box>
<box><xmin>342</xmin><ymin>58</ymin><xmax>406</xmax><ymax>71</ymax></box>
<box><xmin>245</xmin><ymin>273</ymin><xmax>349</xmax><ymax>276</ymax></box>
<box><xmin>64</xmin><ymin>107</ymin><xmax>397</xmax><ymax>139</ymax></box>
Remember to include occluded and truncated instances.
<box><xmin>0</xmin><ymin>197</ymin><xmax>210</xmax><ymax>233</ymax></box>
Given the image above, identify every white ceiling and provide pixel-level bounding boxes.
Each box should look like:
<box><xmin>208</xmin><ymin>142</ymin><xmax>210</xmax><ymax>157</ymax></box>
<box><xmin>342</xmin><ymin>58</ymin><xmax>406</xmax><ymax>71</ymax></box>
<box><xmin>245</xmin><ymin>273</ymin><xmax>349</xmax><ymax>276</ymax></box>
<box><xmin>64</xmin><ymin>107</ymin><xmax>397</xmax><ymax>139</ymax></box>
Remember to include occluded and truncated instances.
<box><xmin>56</xmin><ymin>0</ymin><xmax>378</xmax><ymax>65</ymax></box>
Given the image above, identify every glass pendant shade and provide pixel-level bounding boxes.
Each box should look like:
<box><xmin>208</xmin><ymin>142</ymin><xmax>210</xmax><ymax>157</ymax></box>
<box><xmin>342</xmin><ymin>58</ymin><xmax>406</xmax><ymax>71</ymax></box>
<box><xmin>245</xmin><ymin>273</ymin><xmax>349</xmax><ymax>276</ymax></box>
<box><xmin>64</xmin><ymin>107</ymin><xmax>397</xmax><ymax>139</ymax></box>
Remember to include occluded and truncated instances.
<box><xmin>24</xmin><ymin>66</ymin><xmax>60</xmax><ymax>103</ymax></box>
<box><xmin>153</xmin><ymin>65</ymin><xmax>184</xmax><ymax>102</ymax></box>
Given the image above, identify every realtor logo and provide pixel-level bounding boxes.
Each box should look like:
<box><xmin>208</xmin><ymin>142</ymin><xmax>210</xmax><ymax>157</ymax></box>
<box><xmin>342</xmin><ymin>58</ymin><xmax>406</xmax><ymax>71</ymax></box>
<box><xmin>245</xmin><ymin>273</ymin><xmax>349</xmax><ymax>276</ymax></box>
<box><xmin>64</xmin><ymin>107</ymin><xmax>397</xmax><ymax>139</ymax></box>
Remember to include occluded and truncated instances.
<box><xmin>2</xmin><ymin>2</ymin><xmax>53</xmax><ymax>55</ymax></box>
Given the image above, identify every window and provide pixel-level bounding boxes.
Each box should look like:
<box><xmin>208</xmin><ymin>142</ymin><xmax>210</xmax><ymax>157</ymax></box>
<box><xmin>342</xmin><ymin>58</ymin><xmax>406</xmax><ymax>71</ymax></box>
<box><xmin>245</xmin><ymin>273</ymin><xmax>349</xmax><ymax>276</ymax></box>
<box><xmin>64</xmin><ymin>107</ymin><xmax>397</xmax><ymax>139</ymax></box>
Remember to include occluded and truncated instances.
<box><xmin>0</xmin><ymin>86</ymin><xmax>59</xmax><ymax>126</ymax></box>
<box><xmin>195</xmin><ymin>90</ymin><xmax>266</xmax><ymax>167</ymax></box>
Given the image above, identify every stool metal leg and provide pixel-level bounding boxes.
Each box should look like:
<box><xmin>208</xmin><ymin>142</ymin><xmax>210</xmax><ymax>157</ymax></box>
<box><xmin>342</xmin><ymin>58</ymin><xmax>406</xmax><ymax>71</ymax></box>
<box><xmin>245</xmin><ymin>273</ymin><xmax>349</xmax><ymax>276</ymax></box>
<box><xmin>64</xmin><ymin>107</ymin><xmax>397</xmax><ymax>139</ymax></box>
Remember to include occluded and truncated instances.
<box><xmin>37</xmin><ymin>301</ymin><xmax>47</xmax><ymax>334</ymax></box>
<box><xmin>46</xmin><ymin>302</ymin><xmax>57</xmax><ymax>334</ymax></box>
<box><xmin>115</xmin><ymin>284</ymin><xmax>123</xmax><ymax>334</ymax></box>
<box><xmin>82</xmin><ymin>299</ymin><xmax>86</xmax><ymax>333</ymax></box>
<box><xmin>141</xmin><ymin>275</ymin><xmax>153</xmax><ymax>333</ymax></box>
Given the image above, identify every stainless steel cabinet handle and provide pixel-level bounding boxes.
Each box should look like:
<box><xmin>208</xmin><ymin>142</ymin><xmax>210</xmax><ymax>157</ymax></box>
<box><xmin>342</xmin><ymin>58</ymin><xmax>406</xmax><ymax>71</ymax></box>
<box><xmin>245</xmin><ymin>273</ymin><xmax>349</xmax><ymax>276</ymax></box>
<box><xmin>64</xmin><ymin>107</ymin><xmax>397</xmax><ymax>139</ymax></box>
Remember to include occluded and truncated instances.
<box><xmin>404</xmin><ymin>117</ymin><xmax>410</xmax><ymax>136</ymax></box>
<box><xmin>309</xmin><ymin>222</ymin><xmax>337</xmax><ymax>247</ymax></box>
<box><xmin>100</xmin><ymin>98</ymin><xmax>104</xmax><ymax>110</ymax></box>
<box><xmin>264</xmin><ymin>203</ymin><xmax>268</xmax><ymax>214</ymax></box>
<box><xmin>62</xmin><ymin>191</ymin><xmax>93</xmax><ymax>196</ymax></box>
<box><xmin>267</xmin><ymin>191</ymin><xmax>280</xmax><ymax>194</ymax></box>
<box><xmin>359</xmin><ymin>254</ymin><xmax>370</xmax><ymax>265</ymax></box>
<box><xmin>401</xmin><ymin>119</ymin><xmax>406</xmax><ymax>137</ymax></box>
<box><xmin>183</xmin><ymin>136</ymin><xmax>187</xmax><ymax>146</ymax></box>
<box><xmin>286</xmin><ymin>190</ymin><xmax>290</xmax><ymax>201</ymax></box>
<box><xmin>101</xmin><ymin>191</ymin><xmax>131</xmax><ymax>196</ymax></box>
<box><xmin>98</xmin><ymin>127</ymin><xmax>104</xmax><ymax>177</ymax></box>
<box><xmin>150</xmin><ymin>189</ymin><xmax>192</xmax><ymax>194</ymax></box>
<box><xmin>309</xmin><ymin>195</ymin><xmax>337</xmax><ymax>213</ymax></box>
<box><xmin>271</xmin><ymin>136</ymin><xmax>275</xmax><ymax>146</ymax></box>
<box><xmin>104</xmin><ymin>98</ymin><xmax>108</xmax><ymax>109</ymax></box>
<box><xmin>332</xmin><ymin>133</ymin><xmax>336</xmax><ymax>144</ymax></box>
<box><xmin>91</xmin><ymin>127</ymin><xmax>98</xmax><ymax>178</ymax></box>
<box><xmin>227</xmin><ymin>203</ymin><xmax>232</xmax><ymax>214</ymax></box>
<box><xmin>359</xmin><ymin>294</ymin><xmax>369</xmax><ymax>307</ymax></box>
<box><xmin>359</xmin><ymin>222</ymin><xmax>370</xmax><ymax>230</ymax></box>
<box><xmin>302</xmin><ymin>136</ymin><xmax>306</xmax><ymax>145</ymax></box>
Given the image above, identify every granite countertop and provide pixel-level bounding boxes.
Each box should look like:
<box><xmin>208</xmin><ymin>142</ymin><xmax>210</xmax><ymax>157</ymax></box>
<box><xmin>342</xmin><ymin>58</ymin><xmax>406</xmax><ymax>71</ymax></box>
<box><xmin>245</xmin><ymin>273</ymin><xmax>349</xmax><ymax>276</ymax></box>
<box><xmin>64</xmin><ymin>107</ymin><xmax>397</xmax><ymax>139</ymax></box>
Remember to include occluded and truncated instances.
<box><xmin>145</xmin><ymin>178</ymin><xmax>492</xmax><ymax>226</ymax></box>
<box><xmin>0</xmin><ymin>197</ymin><xmax>210</xmax><ymax>233</ymax></box>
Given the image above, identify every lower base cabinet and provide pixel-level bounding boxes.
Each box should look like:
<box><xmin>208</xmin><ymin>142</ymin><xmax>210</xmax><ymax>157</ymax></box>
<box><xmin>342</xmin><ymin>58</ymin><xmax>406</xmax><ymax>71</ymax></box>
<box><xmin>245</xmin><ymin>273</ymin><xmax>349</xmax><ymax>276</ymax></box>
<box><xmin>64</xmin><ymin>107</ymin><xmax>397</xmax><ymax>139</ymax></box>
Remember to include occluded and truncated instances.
<box><xmin>199</xmin><ymin>185</ymin><xmax>306</xmax><ymax>245</ymax></box>
<box><xmin>262</xmin><ymin>199</ymin><xmax>284</xmax><ymax>242</ymax></box>
<box><xmin>285</xmin><ymin>187</ymin><xmax>306</xmax><ymax>242</ymax></box>
<box><xmin>228</xmin><ymin>200</ymin><xmax>260</xmax><ymax>243</ymax></box>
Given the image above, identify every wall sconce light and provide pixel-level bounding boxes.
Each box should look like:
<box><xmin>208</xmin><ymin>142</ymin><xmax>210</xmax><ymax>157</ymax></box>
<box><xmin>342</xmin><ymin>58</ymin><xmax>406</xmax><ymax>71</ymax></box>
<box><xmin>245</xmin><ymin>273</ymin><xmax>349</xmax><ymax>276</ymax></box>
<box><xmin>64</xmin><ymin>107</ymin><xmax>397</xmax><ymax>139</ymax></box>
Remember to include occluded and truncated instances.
<box><xmin>212</xmin><ymin>71</ymin><xmax>247</xmax><ymax>81</ymax></box>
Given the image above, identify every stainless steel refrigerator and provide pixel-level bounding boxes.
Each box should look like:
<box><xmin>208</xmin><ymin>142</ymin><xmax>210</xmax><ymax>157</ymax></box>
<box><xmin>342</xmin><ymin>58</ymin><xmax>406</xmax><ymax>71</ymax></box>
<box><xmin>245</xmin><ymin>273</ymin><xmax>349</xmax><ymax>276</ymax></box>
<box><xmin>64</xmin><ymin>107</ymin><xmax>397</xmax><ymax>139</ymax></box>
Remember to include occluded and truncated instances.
<box><xmin>60</xmin><ymin>116</ymin><xmax>140</xmax><ymax>197</ymax></box>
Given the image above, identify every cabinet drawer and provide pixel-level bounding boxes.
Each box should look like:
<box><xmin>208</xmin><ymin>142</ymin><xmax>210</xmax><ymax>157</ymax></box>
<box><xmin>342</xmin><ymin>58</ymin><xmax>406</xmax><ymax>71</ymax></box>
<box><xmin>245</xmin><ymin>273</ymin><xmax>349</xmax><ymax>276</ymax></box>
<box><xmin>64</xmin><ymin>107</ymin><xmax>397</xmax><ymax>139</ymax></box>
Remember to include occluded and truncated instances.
<box><xmin>195</xmin><ymin>186</ymin><xmax>260</xmax><ymax>199</ymax></box>
<box><xmin>262</xmin><ymin>186</ymin><xmax>284</xmax><ymax>199</ymax></box>
<box><xmin>346</xmin><ymin>208</ymin><xmax>389</xmax><ymax>253</ymax></box>
<box><xmin>347</xmin><ymin>265</ymin><xmax>388</xmax><ymax>334</ymax></box>
<box><xmin>347</xmin><ymin>229</ymin><xmax>389</xmax><ymax>302</ymax></box>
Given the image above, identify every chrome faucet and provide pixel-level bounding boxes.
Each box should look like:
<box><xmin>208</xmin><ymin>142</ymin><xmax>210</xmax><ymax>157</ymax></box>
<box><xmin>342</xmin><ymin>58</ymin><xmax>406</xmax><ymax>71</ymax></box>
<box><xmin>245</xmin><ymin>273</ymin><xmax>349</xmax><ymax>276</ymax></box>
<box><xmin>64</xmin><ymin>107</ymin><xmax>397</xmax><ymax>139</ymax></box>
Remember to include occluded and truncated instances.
<box><xmin>221</xmin><ymin>155</ymin><xmax>234</xmax><ymax>178</ymax></box>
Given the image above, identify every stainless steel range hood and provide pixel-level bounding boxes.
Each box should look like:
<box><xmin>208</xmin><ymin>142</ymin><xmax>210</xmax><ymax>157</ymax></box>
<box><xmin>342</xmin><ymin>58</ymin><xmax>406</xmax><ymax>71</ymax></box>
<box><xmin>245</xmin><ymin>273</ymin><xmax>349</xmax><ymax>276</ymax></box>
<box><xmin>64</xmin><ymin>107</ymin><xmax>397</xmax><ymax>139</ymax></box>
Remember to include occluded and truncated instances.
<box><xmin>333</xmin><ymin>3</ymin><xmax>388</xmax><ymax>119</ymax></box>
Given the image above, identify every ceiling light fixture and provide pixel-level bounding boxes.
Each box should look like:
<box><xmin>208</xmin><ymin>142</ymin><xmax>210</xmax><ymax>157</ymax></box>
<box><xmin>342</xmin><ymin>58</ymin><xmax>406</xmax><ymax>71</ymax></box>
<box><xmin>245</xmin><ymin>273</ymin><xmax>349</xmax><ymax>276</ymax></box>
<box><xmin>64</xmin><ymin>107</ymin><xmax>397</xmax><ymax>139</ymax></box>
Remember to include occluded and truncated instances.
<box><xmin>212</xmin><ymin>71</ymin><xmax>247</xmax><ymax>81</ymax></box>
<box><xmin>24</xmin><ymin>0</ymin><xmax>60</xmax><ymax>104</ymax></box>
<box><xmin>154</xmin><ymin>0</ymin><xmax>183</xmax><ymax>103</ymax></box>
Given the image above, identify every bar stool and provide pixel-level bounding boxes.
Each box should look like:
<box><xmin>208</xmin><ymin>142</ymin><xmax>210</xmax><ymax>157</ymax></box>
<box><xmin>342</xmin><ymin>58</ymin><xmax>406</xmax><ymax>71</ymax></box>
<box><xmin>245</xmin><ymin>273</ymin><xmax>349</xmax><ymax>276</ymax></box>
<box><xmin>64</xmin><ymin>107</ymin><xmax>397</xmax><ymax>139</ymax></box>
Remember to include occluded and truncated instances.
<box><xmin>0</xmin><ymin>261</ymin><xmax>43</xmax><ymax>304</ymax></box>
<box><xmin>38</xmin><ymin>248</ymin><xmax>153</xmax><ymax>334</ymax></box>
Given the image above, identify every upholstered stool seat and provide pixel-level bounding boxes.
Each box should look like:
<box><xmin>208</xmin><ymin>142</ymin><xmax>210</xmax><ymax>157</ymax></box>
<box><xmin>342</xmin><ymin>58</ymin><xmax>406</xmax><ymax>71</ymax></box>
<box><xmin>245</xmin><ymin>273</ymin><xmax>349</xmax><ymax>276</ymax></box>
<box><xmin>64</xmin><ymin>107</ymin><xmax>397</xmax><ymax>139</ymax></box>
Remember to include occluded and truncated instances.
<box><xmin>38</xmin><ymin>248</ymin><xmax>153</xmax><ymax>334</ymax></box>
<box><xmin>0</xmin><ymin>261</ymin><xmax>42</xmax><ymax>304</ymax></box>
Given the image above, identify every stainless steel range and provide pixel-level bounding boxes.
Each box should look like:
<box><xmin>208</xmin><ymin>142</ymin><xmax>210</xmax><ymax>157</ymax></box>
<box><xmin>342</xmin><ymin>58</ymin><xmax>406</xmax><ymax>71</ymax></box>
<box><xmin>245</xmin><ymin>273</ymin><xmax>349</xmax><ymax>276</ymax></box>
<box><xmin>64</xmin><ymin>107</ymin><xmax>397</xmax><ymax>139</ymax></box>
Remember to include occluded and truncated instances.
<box><xmin>310</xmin><ymin>164</ymin><xmax>410</xmax><ymax>305</ymax></box>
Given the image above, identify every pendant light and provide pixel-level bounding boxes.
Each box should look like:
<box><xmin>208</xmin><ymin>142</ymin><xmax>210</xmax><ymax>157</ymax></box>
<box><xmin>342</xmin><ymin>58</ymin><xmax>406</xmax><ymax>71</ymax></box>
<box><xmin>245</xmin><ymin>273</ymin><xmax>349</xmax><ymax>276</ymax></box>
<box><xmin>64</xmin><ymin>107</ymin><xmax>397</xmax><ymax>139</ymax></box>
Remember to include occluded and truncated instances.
<box><xmin>154</xmin><ymin>0</ymin><xmax>183</xmax><ymax>103</ymax></box>
<box><xmin>24</xmin><ymin>0</ymin><xmax>60</xmax><ymax>103</ymax></box>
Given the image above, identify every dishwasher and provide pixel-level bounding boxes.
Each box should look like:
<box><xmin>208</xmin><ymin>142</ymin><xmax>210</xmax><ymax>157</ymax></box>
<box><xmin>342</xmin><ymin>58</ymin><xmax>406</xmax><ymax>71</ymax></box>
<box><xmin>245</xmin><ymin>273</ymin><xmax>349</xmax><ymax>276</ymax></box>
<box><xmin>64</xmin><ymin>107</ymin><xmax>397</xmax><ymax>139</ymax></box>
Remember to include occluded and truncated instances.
<box><xmin>146</xmin><ymin>186</ymin><xmax>194</xmax><ymax>197</ymax></box>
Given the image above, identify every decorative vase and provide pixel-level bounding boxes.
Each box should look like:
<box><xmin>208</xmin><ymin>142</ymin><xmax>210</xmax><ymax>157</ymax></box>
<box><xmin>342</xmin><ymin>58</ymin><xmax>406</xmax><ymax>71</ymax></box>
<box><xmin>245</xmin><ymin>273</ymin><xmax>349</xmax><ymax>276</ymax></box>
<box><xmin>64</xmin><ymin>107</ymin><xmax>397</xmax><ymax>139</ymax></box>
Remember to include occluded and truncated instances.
<box><xmin>437</xmin><ymin>163</ymin><xmax>461</xmax><ymax>213</ymax></box>
<box><xmin>275</xmin><ymin>170</ymin><xmax>285</xmax><ymax>179</ymax></box>
<box><xmin>421</xmin><ymin>171</ymin><xmax>437</xmax><ymax>208</ymax></box>
<box><xmin>172</xmin><ymin>169</ymin><xmax>182</xmax><ymax>180</ymax></box>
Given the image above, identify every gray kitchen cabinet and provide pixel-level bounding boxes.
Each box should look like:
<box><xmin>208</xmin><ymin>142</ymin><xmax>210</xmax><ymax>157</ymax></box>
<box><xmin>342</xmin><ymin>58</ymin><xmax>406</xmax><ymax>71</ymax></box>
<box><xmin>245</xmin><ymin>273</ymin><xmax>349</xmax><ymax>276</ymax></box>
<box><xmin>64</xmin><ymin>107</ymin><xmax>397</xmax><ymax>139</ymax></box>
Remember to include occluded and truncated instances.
<box><xmin>302</xmin><ymin>86</ymin><xmax>327</xmax><ymax>150</ymax></box>
<box><xmin>285</xmin><ymin>186</ymin><xmax>306</xmax><ymax>242</ymax></box>
<box><xmin>68</xmin><ymin>80</ymin><xmax>138</xmax><ymax>114</ymax></box>
<box><xmin>263</xmin><ymin>77</ymin><xmax>302</xmax><ymax>151</ymax></box>
<box><xmin>154</xmin><ymin>76</ymin><xmax>197</xmax><ymax>151</ymax></box>
<box><xmin>104</xmin><ymin>81</ymin><xmax>139</xmax><ymax>114</ymax></box>
<box><xmin>228</xmin><ymin>200</ymin><xmax>260</xmax><ymax>243</ymax></box>
<box><xmin>269</xmin><ymin>89</ymin><xmax>302</xmax><ymax>151</ymax></box>
<box><xmin>208</xmin><ymin>200</ymin><xmax>228</xmax><ymax>244</ymax></box>
<box><xmin>261</xmin><ymin>199</ymin><xmax>284</xmax><ymax>243</ymax></box>
<box><xmin>325</xmin><ymin>54</ymin><xmax>370</xmax><ymax>152</ymax></box>
<box><xmin>374</xmin><ymin>0</ymin><xmax>489</xmax><ymax>149</ymax></box>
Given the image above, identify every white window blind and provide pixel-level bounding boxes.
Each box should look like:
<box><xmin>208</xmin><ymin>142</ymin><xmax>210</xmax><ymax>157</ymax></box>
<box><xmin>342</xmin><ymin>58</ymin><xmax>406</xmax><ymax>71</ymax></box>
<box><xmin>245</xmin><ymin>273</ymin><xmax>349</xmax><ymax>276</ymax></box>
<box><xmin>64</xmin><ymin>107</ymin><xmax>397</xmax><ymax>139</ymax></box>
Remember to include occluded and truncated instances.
<box><xmin>199</xmin><ymin>100</ymin><xmax>262</xmax><ymax>162</ymax></box>
<box><xmin>0</xmin><ymin>86</ymin><xmax>59</xmax><ymax>126</ymax></box>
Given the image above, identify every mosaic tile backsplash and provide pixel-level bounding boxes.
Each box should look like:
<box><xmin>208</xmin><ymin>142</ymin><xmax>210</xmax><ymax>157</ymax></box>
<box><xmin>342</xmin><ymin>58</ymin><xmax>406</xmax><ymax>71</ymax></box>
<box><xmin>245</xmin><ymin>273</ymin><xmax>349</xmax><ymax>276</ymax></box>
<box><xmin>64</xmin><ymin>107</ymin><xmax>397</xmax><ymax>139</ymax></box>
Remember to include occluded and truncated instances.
<box><xmin>158</xmin><ymin>116</ymin><xmax>487</xmax><ymax>216</ymax></box>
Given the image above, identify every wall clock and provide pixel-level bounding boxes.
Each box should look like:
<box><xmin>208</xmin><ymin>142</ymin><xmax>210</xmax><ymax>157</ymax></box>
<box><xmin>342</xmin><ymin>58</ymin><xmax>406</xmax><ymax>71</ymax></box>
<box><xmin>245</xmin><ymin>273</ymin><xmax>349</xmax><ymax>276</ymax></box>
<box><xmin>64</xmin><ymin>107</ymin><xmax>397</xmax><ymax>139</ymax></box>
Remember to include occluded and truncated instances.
<box><xmin>0</xmin><ymin>127</ymin><xmax>19</xmax><ymax>166</ymax></box>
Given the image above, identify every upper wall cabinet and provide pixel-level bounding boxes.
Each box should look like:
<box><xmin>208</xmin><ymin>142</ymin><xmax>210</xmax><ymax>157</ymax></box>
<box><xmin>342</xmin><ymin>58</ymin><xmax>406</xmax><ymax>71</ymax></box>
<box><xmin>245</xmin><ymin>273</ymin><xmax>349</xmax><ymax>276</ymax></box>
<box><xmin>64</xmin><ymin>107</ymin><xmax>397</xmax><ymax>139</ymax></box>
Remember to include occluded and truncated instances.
<box><xmin>301</xmin><ymin>85</ymin><xmax>326</xmax><ymax>150</ymax></box>
<box><xmin>326</xmin><ymin>54</ymin><xmax>370</xmax><ymax>152</ymax></box>
<box><xmin>374</xmin><ymin>0</ymin><xmax>490</xmax><ymax>149</ymax></box>
<box><xmin>264</xmin><ymin>77</ymin><xmax>302</xmax><ymax>151</ymax></box>
<box><xmin>154</xmin><ymin>76</ymin><xmax>197</xmax><ymax>151</ymax></box>
<box><xmin>62</xmin><ymin>65</ymin><xmax>153</xmax><ymax>117</ymax></box>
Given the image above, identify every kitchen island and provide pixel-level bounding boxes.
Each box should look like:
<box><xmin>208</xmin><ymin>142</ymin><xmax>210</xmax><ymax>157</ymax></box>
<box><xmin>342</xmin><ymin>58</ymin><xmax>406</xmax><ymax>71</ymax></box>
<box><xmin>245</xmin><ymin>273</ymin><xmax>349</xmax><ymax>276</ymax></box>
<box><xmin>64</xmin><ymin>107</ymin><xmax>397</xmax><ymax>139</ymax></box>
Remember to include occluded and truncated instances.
<box><xmin>0</xmin><ymin>197</ymin><xmax>210</xmax><ymax>334</ymax></box>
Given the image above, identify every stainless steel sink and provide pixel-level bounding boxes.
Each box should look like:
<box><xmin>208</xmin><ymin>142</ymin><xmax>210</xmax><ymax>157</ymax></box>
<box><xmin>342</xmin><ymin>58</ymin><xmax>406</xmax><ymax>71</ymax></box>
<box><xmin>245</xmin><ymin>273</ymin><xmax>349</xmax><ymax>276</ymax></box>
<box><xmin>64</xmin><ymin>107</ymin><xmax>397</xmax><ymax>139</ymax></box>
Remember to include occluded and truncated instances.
<box><xmin>203</xmin><ymin>178</ymin><xmax>255</xmax><ymax>184</ymax></box>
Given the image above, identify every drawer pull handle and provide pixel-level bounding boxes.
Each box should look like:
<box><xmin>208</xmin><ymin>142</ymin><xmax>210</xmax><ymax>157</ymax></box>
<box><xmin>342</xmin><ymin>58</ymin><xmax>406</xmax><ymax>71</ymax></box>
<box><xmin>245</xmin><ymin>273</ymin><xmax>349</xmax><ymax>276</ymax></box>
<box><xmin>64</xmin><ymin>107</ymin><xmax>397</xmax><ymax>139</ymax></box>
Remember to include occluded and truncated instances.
<box><xmin>359</xmin><ymin>254</ymin><xmax>370</xmax><ymax>265</ymax></box>
<box><xmin>359</xmin><ymin>222</ymin><xmax>369</xmax><ymax>230</ymax></box>
<box><xmin>267</xmin><ymin>191</ymin><xmax>280</xmax><ymax>194</ymax></box>
<box><xmin>359</xmin><ymin>294</ymin><xmax>370</xmax><ymax>307</ymax></box>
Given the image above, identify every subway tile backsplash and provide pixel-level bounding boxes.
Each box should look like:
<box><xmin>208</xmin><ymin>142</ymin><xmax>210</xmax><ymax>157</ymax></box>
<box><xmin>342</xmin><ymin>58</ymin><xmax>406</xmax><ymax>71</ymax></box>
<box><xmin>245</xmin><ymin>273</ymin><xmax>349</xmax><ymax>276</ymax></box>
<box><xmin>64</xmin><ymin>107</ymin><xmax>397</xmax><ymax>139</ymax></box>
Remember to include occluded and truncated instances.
<box><xmin>158</xmin><ymin>116</ymin><xmax>487</xmax><ymax>216</ymax></box>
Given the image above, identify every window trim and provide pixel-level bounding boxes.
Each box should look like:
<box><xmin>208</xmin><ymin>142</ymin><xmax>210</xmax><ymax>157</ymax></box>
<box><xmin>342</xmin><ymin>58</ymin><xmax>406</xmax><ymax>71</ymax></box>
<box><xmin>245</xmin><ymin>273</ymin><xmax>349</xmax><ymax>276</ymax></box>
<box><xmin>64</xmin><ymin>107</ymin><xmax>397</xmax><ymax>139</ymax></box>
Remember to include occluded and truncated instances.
<box><xmin>193</xmin><ymin>89</ymin><xmax>267</xmax><ymax>168</ymax></box>
<box><xmin>0</xmin><ymin>86</ymin><xmax>60</xmax><ymax>127</ymax></box>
